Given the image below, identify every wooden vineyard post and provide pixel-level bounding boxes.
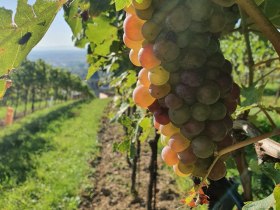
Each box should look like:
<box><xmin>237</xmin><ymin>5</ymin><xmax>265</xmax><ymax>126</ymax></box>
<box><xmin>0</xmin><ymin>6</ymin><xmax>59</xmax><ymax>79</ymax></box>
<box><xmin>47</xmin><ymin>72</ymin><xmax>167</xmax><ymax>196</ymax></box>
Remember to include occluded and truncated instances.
<box><xmin>5</xmin><ymin>107</ymin><xmax>14</xmax><ymax>126</ymax></box>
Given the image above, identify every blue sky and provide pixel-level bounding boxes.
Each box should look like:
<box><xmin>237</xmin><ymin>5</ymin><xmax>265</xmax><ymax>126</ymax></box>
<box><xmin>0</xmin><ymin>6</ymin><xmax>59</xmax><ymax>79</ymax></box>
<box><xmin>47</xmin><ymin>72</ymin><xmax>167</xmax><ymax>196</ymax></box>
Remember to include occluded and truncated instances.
<box><xmin>0</xmin><ymin>0</ymin><xmax>76</xmax><ymax>50</ymax></box>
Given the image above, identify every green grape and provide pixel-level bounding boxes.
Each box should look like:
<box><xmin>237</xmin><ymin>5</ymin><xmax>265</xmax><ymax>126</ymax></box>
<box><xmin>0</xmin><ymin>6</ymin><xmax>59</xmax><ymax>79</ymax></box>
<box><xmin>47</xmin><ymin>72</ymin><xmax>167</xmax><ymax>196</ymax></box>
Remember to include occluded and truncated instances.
<box><xmin>196</xmin><ymin>81</ymin><xmax>220</xmax><ymax>105</ymax></box>
<box><xmin>168</xmin><ymin>71</ymin><xmax>181</xmax><ymax>86</ymax></box>
<box><xmin>187</xmin><ymin>0</ymin><xmax>214</xmax><ymax>21</ymax></box>
<box><xmin>165</xmin><ymin>6</ymin><xmax>191</xmax><ymax>32</ymax></box>
<box><xmin>142</xmin><ymin>21</ymin><xmax>162</xmax><ymax>42</ymax></box>
<box><xmin>191</xmin><ymin>136</ymin><xmax>215</xmax><ymax>158</ymax></box>
<box><xmin>180</xmin><ymin>48</ymin><xmax>207</xmax><ymax>69</ymax></box>
<box><xmin>175</xmin><ymin>84</ymin><xmax>197</xmax><ymax>105</ymax></box>
<box><xmin>208</xmin><ymin>160</ymin><xmax>227</xmax><ymax>181</ymax></box>
<box><xmin>209</xmin><ymin>102</ymin><xmax>227</xmax><ymax>120</ymax></box>
<box><xmin>135</xmin><ymin>6</ymin><xmax>154</xmax><ymax>20</ymax></box>
<box><xmin>192</xmin><ymin>157</ymin><xmax>214</xmax><ymax>177</ymax></box>
<box><xmin>189</xmin><ymin>33</ymin><xmax>211</xmax><ymax>49</ymax></box>
<box><xmin>148</xmin><ymin>66</ymin><xmax>170</xmax><ymax>85</ymax></box>
<box><xmin>206</xmin><ymin>38</ymin><xmax>220</xmax><ymax>56</ymax></box>
<box><xmin>191</xmin><ymin>103</ymin><xmax>211</xmax><ymax>121</ymax></box>
<box><xmin>205</xmin><ymin>67</ymin><xmax>221</xmax><ymax>80</ymax></box>
<box><xmin>181</xmin><ymin>69</ymin><xmax>204</xmax><ymax>87</ymax></box>
<box><xmin>189</xmin><ymin>21</ymin><xmax>209</xmax><ymax>33</ymax></box>
<box><xmin>205</xmin><ymin>120</ymin><xmax>228</xmax><ymax>142</ymax></box>
<box><xmin>176</xmin><ymin>30</ymin><xmax>193</xmax><ymax>48</ymax></box>
<box><xmin>168</xmin><ymin>105</ymin><xmax>191</xmax><ymax>126</ymax></box>
<box><xmin>209</xmin><ymin>6</ymin><xmax>226</xmax><ymax>33</ymax></box>
<box><xmin>165</xmin><ymin>93</ymin><xmax>184</xmax><ymax>109</ymax></box>
<box><xmin>153</xmin><ymin>39</ymin><xmax>180</xmax><ymax>62</ymax></box>
<box><xmin>180</xmin><ymin>118</ymin><xmax>205</xmax><ymax>139</ymax></box>
<box><xmin>161</xmin><ymin>58</ymin><xmax>181</xmax><ymax>72</ymax></box>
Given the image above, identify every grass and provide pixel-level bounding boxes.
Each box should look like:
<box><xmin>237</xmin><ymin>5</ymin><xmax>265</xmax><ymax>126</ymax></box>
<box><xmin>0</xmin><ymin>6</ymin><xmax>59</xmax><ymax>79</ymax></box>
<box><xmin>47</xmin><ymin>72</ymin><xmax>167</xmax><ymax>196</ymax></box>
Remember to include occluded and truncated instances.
<box><xmin>0</xmin><ymin>98</ymin><xmax>109</xmax><ymax>209</ymax></box>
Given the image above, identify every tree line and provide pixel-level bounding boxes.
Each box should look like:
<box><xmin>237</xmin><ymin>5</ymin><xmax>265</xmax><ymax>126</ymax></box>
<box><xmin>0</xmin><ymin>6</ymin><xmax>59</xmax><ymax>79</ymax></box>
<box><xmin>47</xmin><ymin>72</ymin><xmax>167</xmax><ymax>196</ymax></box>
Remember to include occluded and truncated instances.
<box><xmin>1</xmin><ymin>59</ymin><xmax>94</xmax><ymax>118</ymax></box>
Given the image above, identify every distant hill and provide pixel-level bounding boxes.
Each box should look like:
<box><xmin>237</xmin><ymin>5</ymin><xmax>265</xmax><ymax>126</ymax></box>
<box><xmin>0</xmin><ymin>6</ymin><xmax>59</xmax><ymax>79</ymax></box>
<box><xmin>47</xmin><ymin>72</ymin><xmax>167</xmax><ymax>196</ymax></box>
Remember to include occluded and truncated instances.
<box><xmin>28</xmin><ymin>48</ymin><xmax>88</xmax><ymax>79</ymax></box>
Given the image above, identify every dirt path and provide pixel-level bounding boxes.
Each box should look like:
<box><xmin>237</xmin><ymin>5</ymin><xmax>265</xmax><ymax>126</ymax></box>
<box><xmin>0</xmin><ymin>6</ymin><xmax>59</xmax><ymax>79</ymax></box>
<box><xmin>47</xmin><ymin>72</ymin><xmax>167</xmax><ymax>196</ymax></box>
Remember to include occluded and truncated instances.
<box><xmin>79</xmin><ymin>112</ymin><xmax>185</xmax><ymax>210</ymax></box>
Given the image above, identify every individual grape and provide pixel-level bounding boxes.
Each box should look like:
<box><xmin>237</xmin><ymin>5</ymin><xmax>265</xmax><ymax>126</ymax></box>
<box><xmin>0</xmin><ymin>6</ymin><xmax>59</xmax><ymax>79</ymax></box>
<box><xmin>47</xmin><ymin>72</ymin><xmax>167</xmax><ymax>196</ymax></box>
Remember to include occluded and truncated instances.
<box><xmin>168</xmin><ymin>71</ymin><xmax>181</xmax><ymax>87</ymax></box>
<box><xmin>138</xmin><ymin>44</ymin><xmax>161</xmax><ymax>69</ymax></box>
<box><xmin>217</xmin><ymin>134</ymin><xmax>234</xmax><ymax>150</ymax></box>
<box><xmin>209</xmin><ymin>102</ymin><xmax>227</xmax><ymax>120</ymax></box>
<box><xmin>165</xmin><ymin>6</ymin><xmax>191</xmax><ymax>32</ymax></box>
<box><xmin>161</xmin><ymin>59</ymin><xmax>181</xmax><ymax>73</ymax></box>
<box><xmin>154</xmin><ymin>0</ymin><xmax>180</xmax><ymax>13</ymax></box>
<box><xmin>153</xmin><ymin>39</ymin><xmax>180</xmax><ymax>62</ymax></box>
<box><xmin>168</xmin><ymin>105</ymin><xmax>191</xmax><ymax>126</ymax></box>
<box><xmin>206</xmin><ymin>51</ymin><xmax>225</xmax><ymax>68</ymax></box>
<box><xmin>206</xmin><ymin>37</ymin><xmax>219</xmax><ymax>56</ymax></box>
<box><xmin>221</xmin><ymin>115</ymin><xmax>233</xmax><ymax>131</ymax></box>
<box><xmin>148</xmin><ymin>66</ymin><xmax>170</xmax><ymax>85</ymax></box>
<box><xmin>147</xmin><ymin>100</ymin><xmax>161</xmax><ymax>113</ymax></box>
<box><xmin>175</xmin><ymin>30</ymin><xmax>193</xmax><ymax>48</ymax></box>
<box><xmin>193</xmin><ymin>157</ymin><xmax>213</xmax><ymax>177</ymax></box>
<box><xmin>161</xmin><ymin>135</ymin><xmax>170</xmax><ymax>146</ymax></box>
<box><xmin>215</xmin><ymin>72</ymin><xmax>233</xmax><ymax>96</ymax></box>
<box><xmin>154</xmin><ymin>108</ymin><xmax>170</xmax><ymax>125</ymax></box>
<box><xmin>141</xmin><ymin>21</ymin><xmax>162</xmax><ymax>41</ymax></box>
<box><xmin>181</xmin><ymin>70</ymin><xmax>204</xmax><ymax>87</ymax></box>
<box><xmin>211</xmin><ymin>0</ymin><xmax>235</xmax><ymax>7</ymax></box>
<box><xmin>180</xmin><ymin>118</ymin><xmax>205</xmax><ymax>139</ymax></box>
<box><xmin>191</xmin><ymin>103</ymin><xmax>211</xmax><ymax>121</ymax></box>
<box><xmin>189</xmin><ymin>33</ymin><xmax>211</xmax><ymax>49</ymax></box>
<box><xmin>205</xmin><ymin>67</ymin><xmax>220</xmax><ymax>80</ymax></box>
<box><xmin>191</xmin><ymin>136</ymin><xmax>215</xmax><ymax>158</ymax></box>
<box><xmin>224</xmin><ymin>98</ymin><xmax>238</xmax><ymax>114</ymax></box>
<box><xmin>138</xmin><ymin>68</ymin><xmax>151</xmax><ymax>87</ymax></box>
<box><xmin>168</xmin><ymin>133</ymin><xmax>190</xmax><ymax>152</ymax></box>
<box><xmin>133</xmin><ymin>85</ymin><xmax>155</xmax><ymax>108</ymax></box>
<box><xmin>157</xmin><ymin>97</ymin><xmax>168</xmax><ymax>108</ymax></box>
<box><xmin>159</xmin><ymin>122</ymin><xmax>180</xmax><ymax>137</ymax></box>
<box><xmin>149</xmin><ymin>83</ymin><xmax>171</xmax><ymax>99</ymax></box>
<box><xmin>189</xmin><ymin>21</ymin><xmax>209</xmax><ymax>33</ymax></box>
<box><xmin>180</xmin><ymin>48</ymin><xmax>207</xmax><ymax>69</ymax></box>
<box><xmin>161</xmin><ymin>146</ymin><xmax>179</xmax><ymax>166</ymax></box>
<box><xmin>132</xmin><ymin>0</ymin><xmax>152</xmax><ymax>10</ymax></box>
<box><xmin>129</xmin><ymin>48</ymin><xmax>141</xmax><ymax>66</ymax></box>
<box><xmin>196</xmin><ymin>82</ymin><xmax>220</xmax><ymax>105</ymax></box>
<box><xmin>123</xmin><ymin>34</ymin><xmax>142</xmax><ymax>49</ymax></box>
<box><xmin>205</xmin><ymin>120</ymin><xmax>228</xmax><ymax>142</ymax></box>
<box><xmin>209</xmin><ymin>7</ymin><xmax>226</xmax><ymax>33</ymax></box>
<box><xmin>165</xmin><ymin>93</ymin><xmax>183</xmax><ymax>109</ymax></box>
<box><xmin>208</xmin><ymin>160</ymin><xmax>227</xmax><ymax>181</ymax></box>
<box><xmin>173</xmin><ymin>162</ymin><xmax>193</xmax><ymax>177</ymax></box>
<box><xmin>135</xmin><ymin>6</ymin><xmax>154</xmax><ymax>20</ymax></box>
<box><xmin>178</xmin><ymin>147</ymin><xmax>197</xmax><ymax>164</ymax></box>
<box><xmin>188</xmin><ymin>0</ymin><xmax>214</xmax><ymax>22</ymax></box>
<box><xmin>123</xmin><ymin>14</ymin><xmax>144</xmax><ymax>41</ymax></box>
<box><xmin>221</xmin><ymin>59</ymin><xmax>233</xmax><ymax>74</ymax></box>
<box><xmin>230</xmin><ymin>82</ymin><xmax>241</xmax><ymax>100</ymax></box>
<box><xmin>175</xmin><ymin>84</ymin><xmax>197</xmax><ymax>105</ymax></box>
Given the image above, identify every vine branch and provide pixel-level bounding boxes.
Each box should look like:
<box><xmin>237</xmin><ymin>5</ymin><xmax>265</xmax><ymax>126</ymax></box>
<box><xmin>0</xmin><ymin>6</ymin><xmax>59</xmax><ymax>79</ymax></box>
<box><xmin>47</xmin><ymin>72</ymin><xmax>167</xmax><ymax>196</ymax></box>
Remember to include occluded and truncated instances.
<box><xmin>236</xmin><ymin>0</ymin><xmax>280</xmax><ymax>57</ymax></box>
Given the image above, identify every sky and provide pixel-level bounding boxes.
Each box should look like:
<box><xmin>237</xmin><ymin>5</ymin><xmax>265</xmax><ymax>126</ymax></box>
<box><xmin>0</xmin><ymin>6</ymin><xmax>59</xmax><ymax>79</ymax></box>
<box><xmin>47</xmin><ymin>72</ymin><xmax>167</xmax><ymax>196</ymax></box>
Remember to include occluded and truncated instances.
<box><xmin>0</xmin><ymin>0</ymin><xmax>77</xmax><ymax>50</ymax></box>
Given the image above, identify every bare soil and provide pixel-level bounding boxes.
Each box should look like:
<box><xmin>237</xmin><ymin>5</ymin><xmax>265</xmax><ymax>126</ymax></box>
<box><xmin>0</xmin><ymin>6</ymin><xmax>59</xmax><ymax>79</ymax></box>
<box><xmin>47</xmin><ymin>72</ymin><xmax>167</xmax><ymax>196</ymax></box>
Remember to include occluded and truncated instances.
<box><xmin>79</xmin><ymin>112</ymin><xmax>185</xmax><ymax>210</ymax></box>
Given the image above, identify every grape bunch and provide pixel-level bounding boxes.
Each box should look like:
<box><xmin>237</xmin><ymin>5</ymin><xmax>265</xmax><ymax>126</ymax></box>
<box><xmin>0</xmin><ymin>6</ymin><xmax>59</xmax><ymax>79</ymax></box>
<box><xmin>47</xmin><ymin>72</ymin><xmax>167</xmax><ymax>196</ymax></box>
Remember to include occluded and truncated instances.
<box><xmin>123</xmin><ymin>0</ymin><xmax>240</xmax><ymax>181</ymax></box>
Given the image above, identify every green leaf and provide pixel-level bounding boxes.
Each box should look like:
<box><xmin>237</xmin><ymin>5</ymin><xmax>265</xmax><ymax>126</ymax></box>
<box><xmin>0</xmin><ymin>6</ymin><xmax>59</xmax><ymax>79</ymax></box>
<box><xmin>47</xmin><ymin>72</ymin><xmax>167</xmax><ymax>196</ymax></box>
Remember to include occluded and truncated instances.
<box><xmin>0</xmin><ymin>80</ymin><xmax>6</xmax><ymax>99</ymax></box>
<box><xmin>138</xmin><ymin>116</ymin><xmax>153</xmax><ymax>142</ymax></box>
<box><xmin>242</xmin><ymin>193</ymin><xmax>275</xmax><ymax>210</ymax></box>
<box><xmin>86</xmin><ymin>57</ymin><xmax>105</xmax><ymax>80</ymax></box>
<box><xmin>0</xmin><ymin>0</ymin><xmax>63</xmax><ymax>76</ymax></box>
<box><xmin>274</xmin><ymin>185</ymin><xmax>280</xmax><ymax>210</ymax></box>
<box><xmin>275</xmin><ymin>163</ymin><xmax>280</xmax><ymax>171</ymax></box>
<box><xmin>85</xmin><ymin>15</ymin><xmax>118</xmax><ymax>56</ymax></box>
<box><xmin>262</xmin><ymin>0</ymin><xmax>280</xmax><ymax>28</ymax></box>
<box><xmin>114</xmin><ymin>0</ymin><xmax>131</xmax><ymax>11</ymax></box>
<box><xmin>241</xmin><ymin>83</ymin><xmax>266</xmax><ymax>106</ymax></box>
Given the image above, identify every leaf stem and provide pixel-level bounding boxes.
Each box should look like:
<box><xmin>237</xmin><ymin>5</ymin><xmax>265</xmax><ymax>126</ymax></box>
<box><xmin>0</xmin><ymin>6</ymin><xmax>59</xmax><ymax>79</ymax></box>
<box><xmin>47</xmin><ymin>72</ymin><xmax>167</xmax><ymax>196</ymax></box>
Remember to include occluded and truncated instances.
<box><xmin>253</xmin><ymin>57</ymin><xmax>280</xmax><ymax>68</ymax></box>
<box><xmin>236</xmin><ymin>0</ymin><xmax>280</xmax><ymax>57</ymax></box>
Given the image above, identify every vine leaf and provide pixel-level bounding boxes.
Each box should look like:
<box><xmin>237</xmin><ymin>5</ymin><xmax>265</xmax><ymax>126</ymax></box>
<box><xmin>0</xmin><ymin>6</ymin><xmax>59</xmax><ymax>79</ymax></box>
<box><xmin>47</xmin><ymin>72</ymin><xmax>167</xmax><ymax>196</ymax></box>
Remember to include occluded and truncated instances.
<box><xmin>274</xmin><ymin>185</ymin><xmax>280</xmax><ymax>209</ymax></box>
<box><xmin>0</xmin><ymin>0</ymin><xmax>63</xmax><ymax>76</ymax></box>
<box><xmin>114</xmin><ymin>0</ymin><xmax>131</xmax><ymax>11</ymax></box>
<box><xmin>241</xmin><ymin>83</ymin><xmax>266</xmax><ymax>106</ymax></box>
<box><xmin>242</xmin><ymin>193</ymin><xmax>275</xmax><ymax>209</ymax></box>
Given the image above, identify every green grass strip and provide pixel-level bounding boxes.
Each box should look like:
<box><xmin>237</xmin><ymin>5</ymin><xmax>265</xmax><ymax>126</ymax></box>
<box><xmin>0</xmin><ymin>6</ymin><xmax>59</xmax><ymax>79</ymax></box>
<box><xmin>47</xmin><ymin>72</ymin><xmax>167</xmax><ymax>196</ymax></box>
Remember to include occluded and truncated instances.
<box><xmin>0</xmin><ymin>98</ymin><xmax>109</xmax><ymax>209</ymax></box>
